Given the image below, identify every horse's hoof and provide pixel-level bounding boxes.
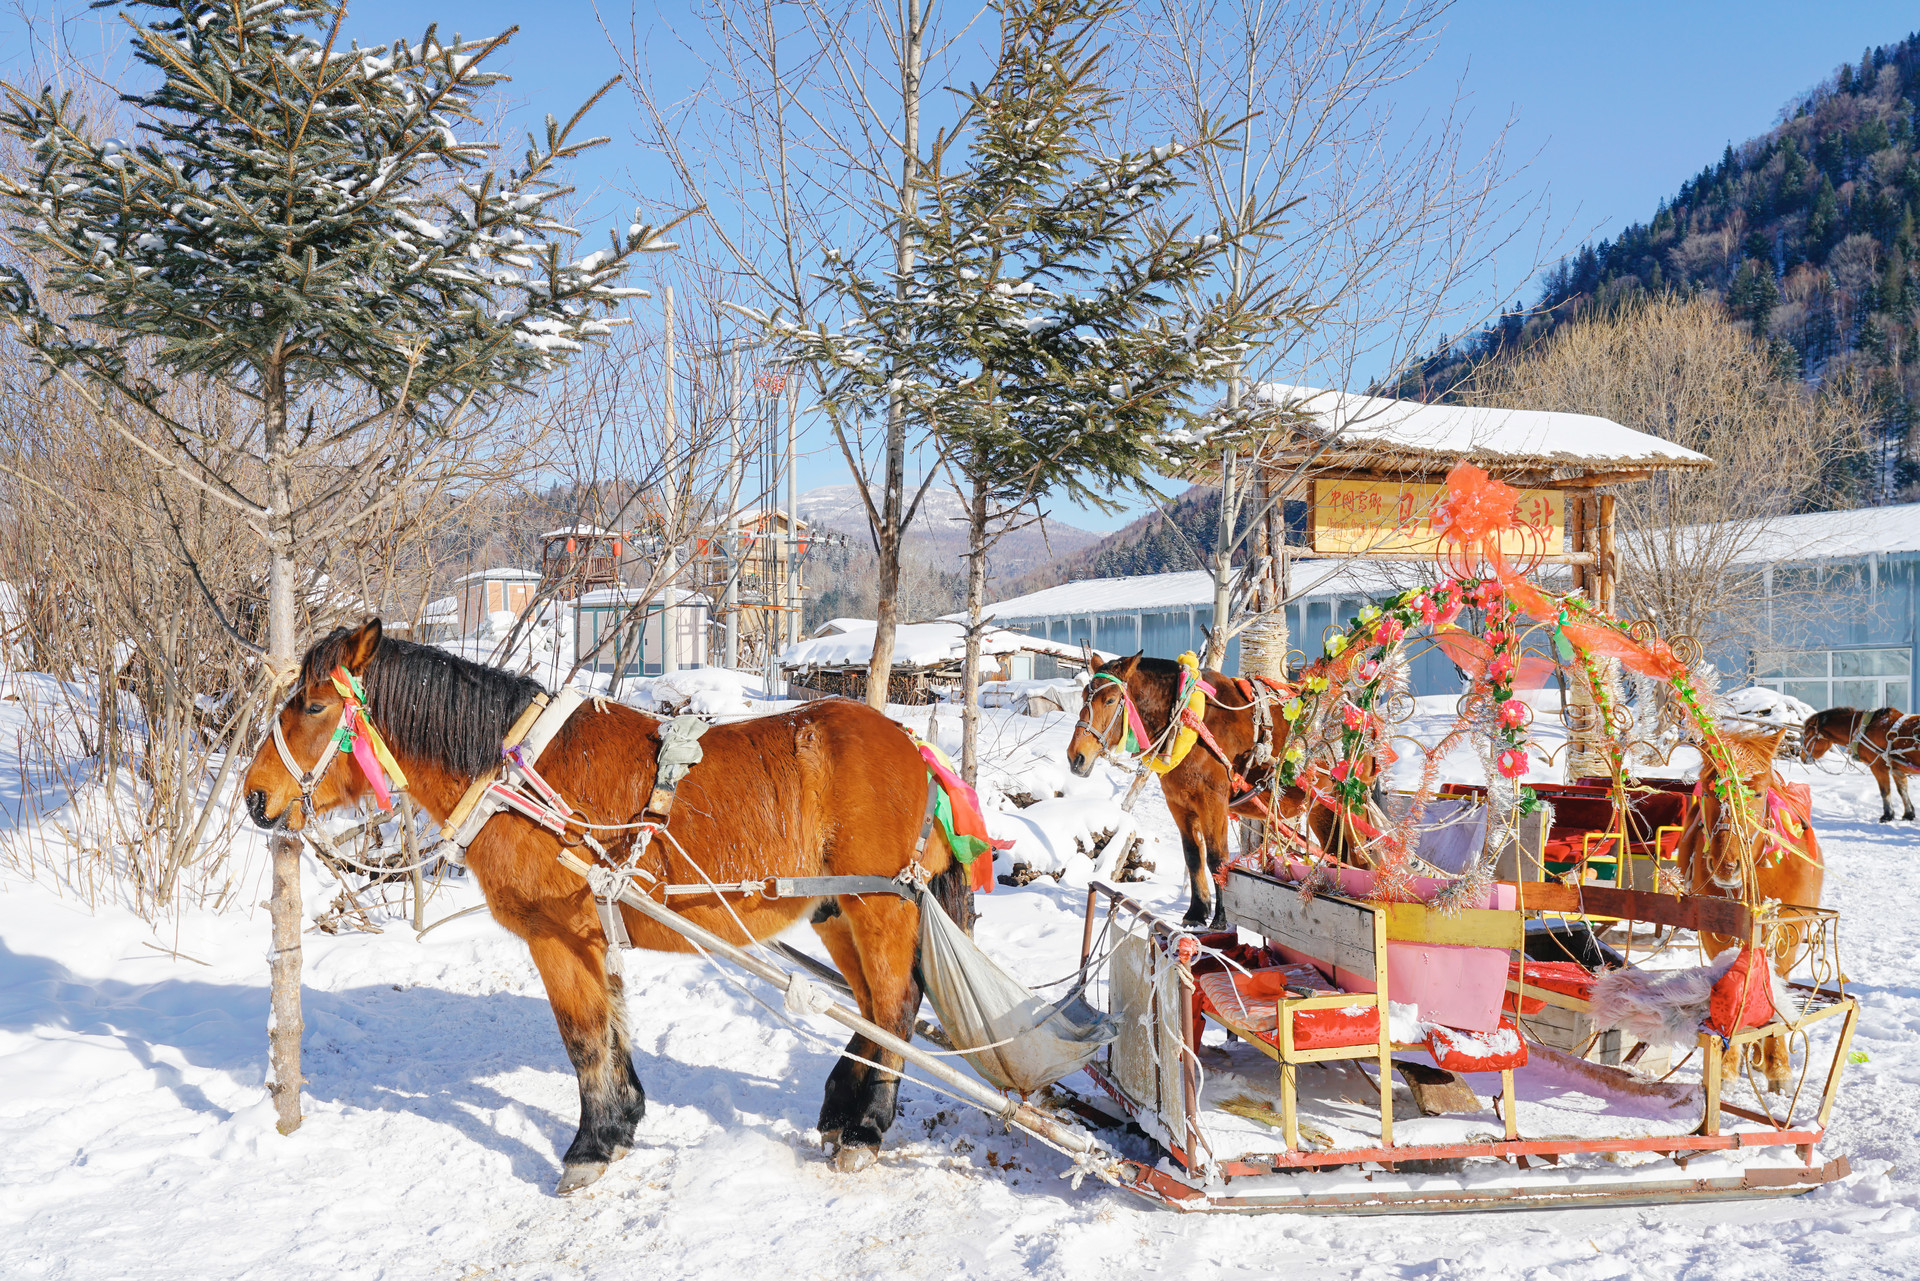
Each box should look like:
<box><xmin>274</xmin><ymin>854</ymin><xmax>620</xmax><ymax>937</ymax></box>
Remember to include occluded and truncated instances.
<box><xmin>832</xmin><ymin>1143</ymin><xmax>878</xmax><ymax>1173</ymax></box>
<box><xmin>555</xmin><ymin>1162</ymin><xmax>608</xmax><ymax>1195</ymax></box>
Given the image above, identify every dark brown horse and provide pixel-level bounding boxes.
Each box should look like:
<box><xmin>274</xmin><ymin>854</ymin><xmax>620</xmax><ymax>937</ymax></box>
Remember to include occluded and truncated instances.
<box><xmin>1801</xmin><ymin>705</ymin><xmax>1920</xmax><ymax>822</ymax></box>
<box><xmin>242</xmin><ymin>620</ymin><xmax>968</xmax><ymax>1192</ymax></box>
<box><xmin>1066</xmin><ymin>654</ymin><xmax>1304</xmax><ymax>926</ymax></box>
<box><xmin>1676</xmin><ymin>728</ymin><xmax>1823</xmax><ymax>1092</ymax></box>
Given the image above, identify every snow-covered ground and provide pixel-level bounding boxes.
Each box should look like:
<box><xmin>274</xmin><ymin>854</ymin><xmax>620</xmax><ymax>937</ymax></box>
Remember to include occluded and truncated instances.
<box><xmin>2</xmin><ymin>690</ymin><xmax>1918</xmax><ymax>1280</ymax></box>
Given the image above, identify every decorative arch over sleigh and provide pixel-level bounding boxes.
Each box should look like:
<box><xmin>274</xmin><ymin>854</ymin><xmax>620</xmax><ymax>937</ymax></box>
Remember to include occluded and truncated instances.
<box><xmin>1254</xmin><ymin>461</ymin><xmax>1811</xmax><ymax>926</ymax></box>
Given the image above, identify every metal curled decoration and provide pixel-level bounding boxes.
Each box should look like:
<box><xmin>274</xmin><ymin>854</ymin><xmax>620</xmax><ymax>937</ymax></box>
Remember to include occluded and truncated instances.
<box><xmin>1669</xmin><ymin>633</ymin><xmax>1704</xmax><ymax>667</ymax></box>
<box><xmin>1380</xmin><ymin>689</ymin><xmax>1418</xmax><ymax>726</ymax></box>
<box><xmin>1625</xmin><ymin>618</ymin><xmax>1658</xmax><ymax>645</ymax></box>
<box><xmin>1605</xmin><ymin>702</ymin><xmax>1636</xmax><ymax>734</ymax></box>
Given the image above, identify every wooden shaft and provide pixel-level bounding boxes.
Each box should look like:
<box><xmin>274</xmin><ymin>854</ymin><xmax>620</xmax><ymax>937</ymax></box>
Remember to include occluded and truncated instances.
<box><xmin>1179</xmin><ymin>975</ymin><xmax>1201</xmax><ymax>1167</ymax></box>
<box><xmin>556</xmin><ymin>850</ymin><xmax>1104</xmax><ymax>1161</ymax></box>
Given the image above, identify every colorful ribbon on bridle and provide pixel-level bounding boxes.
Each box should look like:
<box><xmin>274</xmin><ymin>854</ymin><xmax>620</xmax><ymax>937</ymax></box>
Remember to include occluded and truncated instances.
<box><xmin>327</xmin><ymin>666</ymin><xmax>409</xmax><ymax>810</ymax></box>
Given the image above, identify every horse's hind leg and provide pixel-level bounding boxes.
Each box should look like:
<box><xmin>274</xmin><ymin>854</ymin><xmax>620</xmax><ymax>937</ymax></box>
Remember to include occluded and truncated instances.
<box><xmin>1895</xmin><ymin>769</ymin><xmax>1916</xmax><ymax>821</ymax></box>
<box><xmin>812</xmin><ymin>895</ymin><xmax>922</xmax><ymax>1171</ymax></box>
<box><xmin>1872</xmin><ymin>762</ymin><xmax>1895</xmax><ymax>822</ymax></box>
<box><xmin>527</xmin><ymin>932</ymin><xmax>647</xmax><ymax>1194</ymax></box>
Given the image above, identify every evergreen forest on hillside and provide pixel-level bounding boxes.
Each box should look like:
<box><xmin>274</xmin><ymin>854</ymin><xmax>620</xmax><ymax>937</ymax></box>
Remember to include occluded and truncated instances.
<box><xmin>1406</xmin><ymin>34</ymin><xmax>1920</xmax><ymax>501</ymax></box>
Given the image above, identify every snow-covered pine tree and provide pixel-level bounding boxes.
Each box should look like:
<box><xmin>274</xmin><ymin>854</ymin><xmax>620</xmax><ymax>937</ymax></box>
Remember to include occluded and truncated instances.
<box><xmin>768</xmin><ymin>0</ymin><xmax>1288</xmax><ymax>784</ymax></box>
<box><xmin>0</xmin><ymin>0</ymin><xmax>675</xmax><ymax>1135</ymax></box>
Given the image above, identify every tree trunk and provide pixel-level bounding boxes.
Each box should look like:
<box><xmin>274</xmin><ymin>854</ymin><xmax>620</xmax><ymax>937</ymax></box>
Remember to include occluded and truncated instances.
<box><xmin>1239</xmin><ymin>462</ymin><xmax>1291</xmax><ymax>679</ymax></box>
<box><xmin>1202</xmin><ymin>446</ymin><xmax>1237</xmax><ymax>670</ymax></box>
<box><xmin>863</xmin><ymin>0</ymin><xmax>923</xmax><ymax>711</ymax></box>
<box><xmin>960</xmin><ymin>473</ymin><xmax>988</xmax><ymax>786</ymax></box>
<box><xmin>262</xmin><ymin>354</ymin><xmax>305</xmax><ymax>1136</ymax></box>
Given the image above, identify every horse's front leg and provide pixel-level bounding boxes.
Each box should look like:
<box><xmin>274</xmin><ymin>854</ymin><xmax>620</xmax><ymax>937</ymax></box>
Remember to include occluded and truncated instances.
<box><xmin>811</xmin><ymin>894</ymin><xmax>923</xmax><ymax>1171</ymax></box>
<box><xmin>526</xmin><ymin>931</ymin><xmax>647</xmax><ymax>1194</ymax></box>
<box><xmin>1894</xmin><ymin>769</ymin><xmax>1917</xmax><ymax>821</ymax></box>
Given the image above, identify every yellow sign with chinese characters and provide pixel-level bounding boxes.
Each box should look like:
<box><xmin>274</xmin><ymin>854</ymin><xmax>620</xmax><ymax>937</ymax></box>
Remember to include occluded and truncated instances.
<box><xmin>1311</xmin><ymin>479</ymin><xmax>1564</xmax><ymax>556</ymax></box>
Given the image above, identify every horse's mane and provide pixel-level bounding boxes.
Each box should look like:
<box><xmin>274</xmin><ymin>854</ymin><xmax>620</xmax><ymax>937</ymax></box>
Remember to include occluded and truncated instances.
<box><xmin>1116</xmin><ymin>656</ymin><xmax>1181</xmax><ymax>732</ymax></box>
<box><xmin>300</xmin><ymin>628</ymin><xmax>546</xmax><ymax>780</ymax></box>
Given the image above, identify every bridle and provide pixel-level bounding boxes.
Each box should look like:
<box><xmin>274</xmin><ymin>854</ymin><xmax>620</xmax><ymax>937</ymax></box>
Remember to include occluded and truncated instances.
<box><xmin>267</xmin><ymin>665</ymin><xmax>399</xmax><ymax>825</ymax></box>
<box><xmin>1074</xmin><ymin>672</ymin><xmax>1146</xmax><ymax>761</ymax></box>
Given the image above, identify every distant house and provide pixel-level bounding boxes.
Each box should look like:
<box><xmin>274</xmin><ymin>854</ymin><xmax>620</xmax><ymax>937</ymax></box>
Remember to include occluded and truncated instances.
<box><xmin>1718</xmin><ymin>503</ymin><xmax>1917</xmax><ymax>712</ymax></box>
<box><xmin>574</xmin><ymin>586</ymin><xmax>711</xmax><ymax>676</ymax></box>
<box><xmin>781</xmin><ymin>618</ymin><xmax>1099</xmax><ymax>704</ymax></box>
<box><xmin>453</xmin><ymin>567</ymin><xmax>542</xmax><ymax>637</ymax></box>
<box><xmin>979</xmin><ymin>560</ymin><xmax>1472</xmax><ymax>696</ymax></box>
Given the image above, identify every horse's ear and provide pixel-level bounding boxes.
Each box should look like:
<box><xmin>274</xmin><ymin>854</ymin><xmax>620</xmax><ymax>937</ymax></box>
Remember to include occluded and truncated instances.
<box><xmin>341</xmin><ymin>618</ymin><xmax>383</xmax><ymax>674</ymax></box>
<box><xmin>1118</xmin><ymin>650</ymin><xmax>1143</xmax><ymax>674</ymax></box>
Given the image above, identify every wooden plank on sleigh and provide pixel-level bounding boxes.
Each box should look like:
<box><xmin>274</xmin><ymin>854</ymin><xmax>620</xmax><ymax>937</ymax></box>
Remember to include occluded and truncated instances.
<box><xmin>1381</xmin><ymin>902</ymin><xmax>1523</xmax><ymax>949</ymax></box>
<box><xmin>1506</xmin><ymin>882</ymin><xmax>1752</xmax><ymax>936</ymax></box>
<box><xmin>1222</xmin><ymin>869</ymin><xmax>1378</xmax><ymax>983</ymax></box>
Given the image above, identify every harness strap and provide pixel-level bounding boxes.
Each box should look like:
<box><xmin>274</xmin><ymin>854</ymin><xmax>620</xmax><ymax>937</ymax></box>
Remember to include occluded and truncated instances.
<box><xmin>442</xmin><ymin>689</ymin><xmax>588</xmax><ymax>851</ymax></box>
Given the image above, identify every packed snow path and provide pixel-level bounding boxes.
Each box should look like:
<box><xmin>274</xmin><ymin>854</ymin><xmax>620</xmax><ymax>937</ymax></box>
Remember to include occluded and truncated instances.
<box><xmin>1</xmin><ymin>707</ymin><xmax>1917</xmax><ymax>1279</ymax></box>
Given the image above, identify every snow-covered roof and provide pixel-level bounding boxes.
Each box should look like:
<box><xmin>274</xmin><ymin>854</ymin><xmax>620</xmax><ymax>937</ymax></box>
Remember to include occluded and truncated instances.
<box><xmin>1226</xmin><ymin>384</ymin><xmax>1713</xmax><ymax>475</ymax></box>
<box><xmin>577</xmin><ymin>586</ymin><xmax>705</xmax><ymax>607</ymax></box>
<box><xmin>1722</xmin><ymin>502</ymin><xmax>1920</xmax><ymax>565</ymax></box>
<box><xmin>542</xmin><ymin>524</ymin><xmax>619</xmax><ymax>540</ymax></box>
<box><xmin>780</xmin><ymin>619</ymin><xmax>1099</xmax><ymax>670</ymax></box>
<box><xmin>980</xmin><ymin>560</ymin><xmax>1423</xmax><ymax>620</ymax></box>
<box><xmin>453</xmin><ymin>567</ymin><xmax>543</xmax><ymax>584</ymax></box>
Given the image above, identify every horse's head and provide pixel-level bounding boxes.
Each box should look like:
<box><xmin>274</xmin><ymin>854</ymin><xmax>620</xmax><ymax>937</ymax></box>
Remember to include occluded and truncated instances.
<box><xmin>1690</xmin><ymin>726</ymin><xmax>1788</xmax><ymax>892</ymax></box>
<box><xmin>1798</xmin><ymin>706</ymin><xmax>1858</xmax><ymax>764</ymax></box>
<box><xmin>243</xmin><ymin>619</ymin><xmax>385</xmax><ymax>830</ymax></box>
<box><xmin>1068</xmin><ymin>652</ymin><xmax>1141</xmax><ymax>777</ymax></box>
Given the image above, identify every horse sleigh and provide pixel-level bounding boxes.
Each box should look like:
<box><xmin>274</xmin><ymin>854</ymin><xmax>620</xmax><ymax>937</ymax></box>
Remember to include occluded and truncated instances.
<box><xmin>243</xmin><ymin>472</ymin><xmax>1861</xmax><ymax>1212</ymax></box>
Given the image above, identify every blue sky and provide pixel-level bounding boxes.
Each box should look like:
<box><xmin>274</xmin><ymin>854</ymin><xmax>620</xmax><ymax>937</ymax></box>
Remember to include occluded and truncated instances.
<box><xmin>7</xmin><ymin>1</ymin><xmax>1919</xmax><ymax>530</ymax></box>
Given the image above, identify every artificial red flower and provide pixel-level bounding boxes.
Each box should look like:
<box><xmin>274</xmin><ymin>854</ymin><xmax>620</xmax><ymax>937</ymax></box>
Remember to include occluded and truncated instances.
<box><xmin>1376</xmin><ymin>617</ymin><xmax>1406</xmax><ymax>644</ymax></box>
<box><xmin>1496</xmin><ymin>748</ymin><xmax>1529</xmax><ymax>778</ymax></box>
<box><xmin>1497</xmin><ymin>698</ymin><xmax>1529</xmax><ymax>728</ymax></box>
<box><xmin>1488</xmin><ymin>657</ymin><xmax>1515</xmax><ymax>681</ymax></box>
<box><xmin>1341</xmin><ymin>703</ymin><xmax>1367</xmax><ymax>730</ymax></box>
<box><xmin>1357</xmin><ymin>659</ymin><xmax>1381</xmax><ymax>682</ymax></box>
<box><xmin>1331</xmin><ymin>759</ymin><xmax>1353</xmax><ymax>781</ymax></box>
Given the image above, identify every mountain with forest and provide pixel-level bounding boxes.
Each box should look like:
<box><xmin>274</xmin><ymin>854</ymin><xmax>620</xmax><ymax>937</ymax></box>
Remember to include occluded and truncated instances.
<box><xmin>1403</xmin><ymin>33</ymin><xmax>1920</xmax><ymax>500</ymax></box>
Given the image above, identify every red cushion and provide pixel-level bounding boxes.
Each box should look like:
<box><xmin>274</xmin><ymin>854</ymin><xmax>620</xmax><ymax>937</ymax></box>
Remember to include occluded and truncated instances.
<box><xmin>1507</xmin><ymin>957</ymin><xmax>1596</xmax><ymax>1001</ymax></box>
<box><xmin>1291</xmin><ymin>1003</ymin><xmax>1382</xmax><ymax>1050</ymax></box>
<box><xmin>1193</xmin><ymin>967</ymin><xmax>1379</xmax><ymax>1050</ymax></box>
<box><xmin>1427</xmin><ymin>1017</ymin><xmax>1528</xmax><ymax>1072</ymax></box>
<box><xmin>1707</xmin><ymin>947</ymin><xmax>1776</xmax><ymax>1036</ymax></box>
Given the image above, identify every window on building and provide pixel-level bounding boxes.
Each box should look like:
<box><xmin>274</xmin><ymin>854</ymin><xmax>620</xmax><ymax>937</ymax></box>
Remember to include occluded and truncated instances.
<box><xmin>1752</xmin><ymin>647</ymin><xmax>1911</xmax><ymax>711</ymax></box>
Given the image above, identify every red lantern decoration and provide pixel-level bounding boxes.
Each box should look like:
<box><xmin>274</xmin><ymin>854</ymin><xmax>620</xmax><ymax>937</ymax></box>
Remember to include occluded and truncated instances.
<box><xmin>565</xmin><ymin>538</ymin><xmax>577</xmax><ymax>555</ymax></box>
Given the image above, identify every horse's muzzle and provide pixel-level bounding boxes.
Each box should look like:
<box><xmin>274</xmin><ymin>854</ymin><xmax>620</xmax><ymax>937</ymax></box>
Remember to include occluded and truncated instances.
<box><xmin>245</xmin><ymin>789</ymin><xmax>283</xmax><ymax>830</ymax></box>
<box><xmin>1067</xmin><ymin>750</ymin><xmax>1094</xmax><ymax>778</ymax></box>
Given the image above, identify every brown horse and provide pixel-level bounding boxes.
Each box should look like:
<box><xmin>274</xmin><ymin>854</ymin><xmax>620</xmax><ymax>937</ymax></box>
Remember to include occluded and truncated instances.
<box><xmin>1676</xmin><ymin>728</ymin><xmax>1823</xmax><ymax>1092</ymax></box>
<box><xmin>1066</xmin><ymin>654</ymin><xmax>1304</xmax><ymax>926</ymax></box>
<box><xmin>242</xmin><ymin>620</ymin><xmax>968</xmax><ymax>1192</ymax></box>
<box><xmin>1801</xmin><ymin>705</ymin><xmax>1920</xmax><ymax>822</ymax></box>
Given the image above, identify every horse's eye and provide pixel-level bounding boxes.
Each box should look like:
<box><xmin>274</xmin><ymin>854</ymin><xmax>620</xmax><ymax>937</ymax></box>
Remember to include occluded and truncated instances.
<box><xmin>304</xmin><ymin>703</ymin><xmax>326</xmax><ymax>716</ymax></box>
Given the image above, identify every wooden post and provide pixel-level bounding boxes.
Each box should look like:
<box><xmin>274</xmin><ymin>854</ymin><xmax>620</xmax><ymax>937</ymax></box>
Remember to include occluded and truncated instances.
<box><xmin>267</xmin><ymin>832</ymin><xmax>305</xmax><ymax>1134</ymax></box>
<box><xmin>400</xmin><ymin>796</ymin><xmax>426</xmax><ymax>934</ymax></box>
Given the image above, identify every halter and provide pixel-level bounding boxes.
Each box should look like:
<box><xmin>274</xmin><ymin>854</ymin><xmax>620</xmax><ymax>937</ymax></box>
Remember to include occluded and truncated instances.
<box><xmin>269</xmin><ymin>666</ymin><xmax>409</xmax><ymax>824</ymax></box>
<box><xmin>1074</xmin><ymin>672</ymin><xmax>1149</xmax><ymax>760</ymax></box>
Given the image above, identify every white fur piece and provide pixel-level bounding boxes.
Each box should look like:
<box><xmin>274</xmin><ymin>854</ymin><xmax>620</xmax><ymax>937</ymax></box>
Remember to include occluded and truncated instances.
<box><xmin>1589</xmin><ymin>948</ymin><xmax>1798</xmax><ymax>1050</ymax></box>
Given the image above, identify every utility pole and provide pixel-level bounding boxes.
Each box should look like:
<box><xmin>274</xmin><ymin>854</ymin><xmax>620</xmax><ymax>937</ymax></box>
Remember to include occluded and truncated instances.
<box><xmin>725</xmin><ymin>346</ymin><xmax>742</xmax><ymax>670</ymax></box>
<box><xmin>786</xmin><ymin>376</ymin><xmax>800</xmax><ymax>647</ymax></box>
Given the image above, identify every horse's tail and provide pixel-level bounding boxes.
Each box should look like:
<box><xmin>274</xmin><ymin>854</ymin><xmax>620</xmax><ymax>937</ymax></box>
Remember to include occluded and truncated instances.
<box><xmin>924</xmin><ymin>849</ymin><xmax>976</xmax><ymax>936</ymax></box>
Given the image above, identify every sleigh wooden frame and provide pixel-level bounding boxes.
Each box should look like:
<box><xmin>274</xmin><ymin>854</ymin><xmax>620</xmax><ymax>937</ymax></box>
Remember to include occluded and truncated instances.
<box><xmin>1069</xmin><ymin>871</ymin><xmax>1859</xmax><ymax>1214</ymax></box>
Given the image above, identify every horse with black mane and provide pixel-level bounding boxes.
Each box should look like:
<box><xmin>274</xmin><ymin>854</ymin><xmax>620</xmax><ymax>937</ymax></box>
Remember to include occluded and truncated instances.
<box><xmin>1066</xmin><ymin>653</ymin><xmax>1309</xmax><ymax>926</ymax></box>
<box><xmin>242</xmin><ymin>620</ymin><xmax>970</xmax><ymax>1193</ymax></box>
<box><xmin>1800</xmin><ymin>705</ymin><xmax>1920</xmax><ymax>822</ymax></box>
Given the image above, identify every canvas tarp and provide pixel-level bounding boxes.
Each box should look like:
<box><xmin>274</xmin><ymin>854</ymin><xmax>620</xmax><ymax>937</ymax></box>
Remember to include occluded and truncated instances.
<box><xmin>916</xmin><ymin>893</ymin><xmax>1117</xmax><ymax>1097</ymax></box>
